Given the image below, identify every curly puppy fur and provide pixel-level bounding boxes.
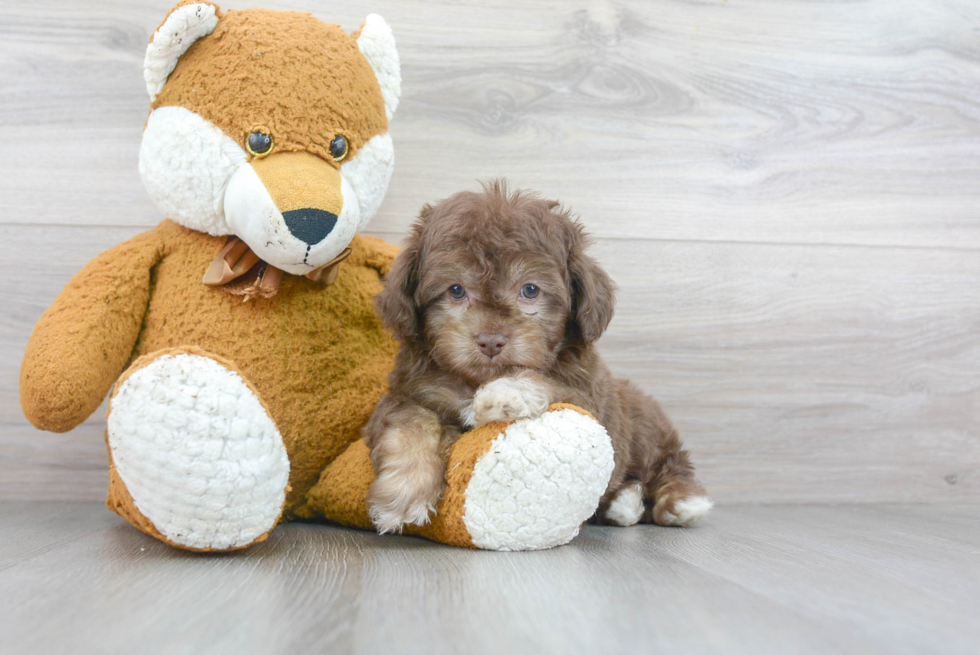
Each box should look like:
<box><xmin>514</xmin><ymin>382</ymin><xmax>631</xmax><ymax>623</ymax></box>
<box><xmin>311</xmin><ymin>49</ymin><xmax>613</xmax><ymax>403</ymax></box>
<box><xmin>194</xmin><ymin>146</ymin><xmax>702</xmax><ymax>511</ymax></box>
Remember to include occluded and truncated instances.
<box><xmin>363</xmin><ymin>181</ymin><xmax>712</xmax><ymax>533</ymax></box>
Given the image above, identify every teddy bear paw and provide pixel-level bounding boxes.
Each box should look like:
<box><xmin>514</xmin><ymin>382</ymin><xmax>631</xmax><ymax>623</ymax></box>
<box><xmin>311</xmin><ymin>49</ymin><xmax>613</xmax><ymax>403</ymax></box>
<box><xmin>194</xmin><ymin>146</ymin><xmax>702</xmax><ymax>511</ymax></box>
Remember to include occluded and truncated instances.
<box><xmin>460</xmin><ymin>407</ymin><xmax>614</xmax><ymax>550</ymax></box>
<box><xmin>107</xmin><ymin>350</ymin><xmax>290</xmax><ymax>551</ymax></box>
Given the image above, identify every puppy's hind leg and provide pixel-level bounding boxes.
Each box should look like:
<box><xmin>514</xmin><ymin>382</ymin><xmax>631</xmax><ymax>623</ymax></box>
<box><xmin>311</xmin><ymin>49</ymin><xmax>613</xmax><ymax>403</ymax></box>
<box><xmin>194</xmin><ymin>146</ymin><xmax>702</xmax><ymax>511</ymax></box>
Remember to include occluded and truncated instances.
<box><xmin>601</xmin><ymin>479</ymin><xmax>645</xmax><ymax>527</ymax></box>
<box><xmin>642</xmin><ymin>431</ymin><xmax>713</xmax><ymax>527</ymax></box>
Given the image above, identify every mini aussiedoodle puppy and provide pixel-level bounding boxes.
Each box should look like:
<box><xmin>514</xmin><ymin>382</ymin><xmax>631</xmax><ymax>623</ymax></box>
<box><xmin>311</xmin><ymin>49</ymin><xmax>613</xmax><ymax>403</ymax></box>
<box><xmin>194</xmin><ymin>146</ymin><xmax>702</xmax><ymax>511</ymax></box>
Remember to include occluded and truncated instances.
<box><xmin>364</xmin><ymin>181</ymin><xmax>712</xmax><ymax>534</ymax></box>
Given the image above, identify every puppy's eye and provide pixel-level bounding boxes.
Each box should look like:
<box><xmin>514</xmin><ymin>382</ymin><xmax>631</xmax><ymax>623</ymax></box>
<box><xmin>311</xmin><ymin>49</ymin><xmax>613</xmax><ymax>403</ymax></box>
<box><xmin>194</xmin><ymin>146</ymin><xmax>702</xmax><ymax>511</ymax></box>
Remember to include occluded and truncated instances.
<box><xmin>329</xmin><ymin>135</ymin><xmax>349</xmax><ymax>162</ymax></box>
<box><xmin>521</xmin><ymin>283</ymin><xmax>540</xmax><ymax>299</ymax></box>
<box><xmin>448</xmin><ymin>284</ymin><xmax>467</xmax><ymax>300</ymax></box>
<box><xmin>246</xmin><ymin>131</ymin><xmax>273</xmax><ymax>157</ymax></box>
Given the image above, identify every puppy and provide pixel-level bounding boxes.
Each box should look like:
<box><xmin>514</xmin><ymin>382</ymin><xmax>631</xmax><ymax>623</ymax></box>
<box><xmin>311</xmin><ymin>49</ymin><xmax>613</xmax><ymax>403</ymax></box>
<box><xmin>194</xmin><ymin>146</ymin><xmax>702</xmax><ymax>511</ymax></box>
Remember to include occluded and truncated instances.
<box><xmin>364</xmin><ymin>181</ymin><xmax>712</xmax><ymax>534</ymax></box>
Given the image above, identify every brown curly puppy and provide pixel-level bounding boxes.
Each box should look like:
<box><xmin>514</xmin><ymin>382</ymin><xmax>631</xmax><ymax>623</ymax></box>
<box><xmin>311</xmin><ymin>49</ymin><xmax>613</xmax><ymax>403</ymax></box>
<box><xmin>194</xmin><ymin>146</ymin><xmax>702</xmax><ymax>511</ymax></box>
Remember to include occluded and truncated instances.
<box><xmin>364</xmin><ymin>181</ymin><xmax>712</xmax><ymax>533</ymax></box>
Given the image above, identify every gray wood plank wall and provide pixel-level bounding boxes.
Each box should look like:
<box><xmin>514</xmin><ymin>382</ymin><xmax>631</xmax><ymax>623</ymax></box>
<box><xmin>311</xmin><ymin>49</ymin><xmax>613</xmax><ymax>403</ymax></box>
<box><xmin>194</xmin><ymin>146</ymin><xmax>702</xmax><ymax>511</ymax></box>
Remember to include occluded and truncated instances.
<box><xmin>1</xmin><ymin>0</ymin><xmax>978</xmax><ymax>503</ymax></box>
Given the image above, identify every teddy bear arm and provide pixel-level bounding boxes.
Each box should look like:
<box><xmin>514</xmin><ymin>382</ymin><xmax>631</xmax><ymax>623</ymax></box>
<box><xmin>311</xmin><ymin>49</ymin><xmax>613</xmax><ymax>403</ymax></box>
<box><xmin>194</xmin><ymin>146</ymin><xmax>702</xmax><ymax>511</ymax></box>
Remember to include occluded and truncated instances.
<box><xmin>20</xmin><ymin>229</ymin><xmax>166</xmax><ymax>432</ymax></box>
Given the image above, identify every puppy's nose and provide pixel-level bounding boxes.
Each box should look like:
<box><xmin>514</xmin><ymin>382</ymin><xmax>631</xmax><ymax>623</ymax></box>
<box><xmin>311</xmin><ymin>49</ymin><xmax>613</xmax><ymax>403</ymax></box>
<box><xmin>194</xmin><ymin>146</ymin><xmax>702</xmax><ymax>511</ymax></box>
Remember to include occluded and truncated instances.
<box><xmin>476</xmin><ymin>333</ymin><xmax>508</xmax><ymax>358</ymax></box>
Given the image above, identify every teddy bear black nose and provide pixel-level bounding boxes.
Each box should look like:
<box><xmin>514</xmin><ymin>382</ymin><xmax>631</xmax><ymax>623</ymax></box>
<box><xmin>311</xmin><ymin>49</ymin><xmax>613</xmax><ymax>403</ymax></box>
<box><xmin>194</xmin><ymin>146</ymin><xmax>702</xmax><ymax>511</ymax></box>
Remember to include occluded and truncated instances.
<box><xmin>282</xmin><ymin>208</ymin><xmax>338</xmax><ymax>246</ymax></box>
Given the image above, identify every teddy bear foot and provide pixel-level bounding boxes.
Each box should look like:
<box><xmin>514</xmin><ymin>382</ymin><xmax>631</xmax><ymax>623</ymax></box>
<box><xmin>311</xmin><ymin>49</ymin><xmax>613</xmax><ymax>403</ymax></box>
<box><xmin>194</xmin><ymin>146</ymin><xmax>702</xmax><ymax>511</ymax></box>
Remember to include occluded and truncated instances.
<box><xmin>105</xmin><ymin>348</ymin><xmax>290</xmax><ymax>551</ymax></box>
<box><xmin>457</xmin><ymin>405</ymin><xmax>615</xmax><ymax>550</ymax></box>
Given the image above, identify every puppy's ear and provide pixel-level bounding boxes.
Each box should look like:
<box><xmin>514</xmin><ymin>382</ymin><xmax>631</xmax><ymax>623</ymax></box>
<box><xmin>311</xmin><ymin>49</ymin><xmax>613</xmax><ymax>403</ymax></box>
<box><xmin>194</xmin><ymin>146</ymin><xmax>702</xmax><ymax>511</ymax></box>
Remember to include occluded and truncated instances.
<box><xmin>567</xmin><ymin>226</ymin><xmax>616</xmax><ymax>344</ymax></box>
<box><xmin>376</xmin><ymin>221</ymin><xmax>424</xmax><ymax>341</ymax></box>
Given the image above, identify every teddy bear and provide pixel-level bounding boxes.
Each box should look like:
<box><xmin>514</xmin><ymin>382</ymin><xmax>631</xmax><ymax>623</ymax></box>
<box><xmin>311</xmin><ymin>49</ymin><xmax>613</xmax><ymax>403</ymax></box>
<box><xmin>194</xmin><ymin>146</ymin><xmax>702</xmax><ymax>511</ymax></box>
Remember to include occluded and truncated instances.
<box><xmin>19</xmin><ymin>2</ymin><xmax>615</xmax><ymax>552</ymax></box>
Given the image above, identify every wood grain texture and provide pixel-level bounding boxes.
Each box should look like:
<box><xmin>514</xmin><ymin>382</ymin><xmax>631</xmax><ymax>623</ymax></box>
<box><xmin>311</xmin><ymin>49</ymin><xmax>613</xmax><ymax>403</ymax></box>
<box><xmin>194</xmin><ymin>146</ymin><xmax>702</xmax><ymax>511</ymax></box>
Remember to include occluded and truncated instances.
<box><xmin>2</xmin><ymin>0</ymin><xmax>979</xmax><ymax>503</ymax></box>
<box><xmin>1</xmin><ymin>502</ymin><xmax>978</xmax><ymax>655</ymax></box>
<box><xmin>2</xmin><ymin>0</ymin><xmax>979</xmax><ymax>247</ymax></box>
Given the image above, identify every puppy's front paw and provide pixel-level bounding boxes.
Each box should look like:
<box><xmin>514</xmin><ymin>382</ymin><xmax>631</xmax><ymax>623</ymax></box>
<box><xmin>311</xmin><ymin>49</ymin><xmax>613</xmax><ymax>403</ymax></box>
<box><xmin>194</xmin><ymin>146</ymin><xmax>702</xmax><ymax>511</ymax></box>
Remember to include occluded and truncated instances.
<box><xmin>367</xmin><ymin>466</ymin><xmax>444</xmax><ymax>534</ymax></box>
<box><xmin>472</xmin><ymin>376</ymin><xmax>550</xmax><ymax>425</ymax></box>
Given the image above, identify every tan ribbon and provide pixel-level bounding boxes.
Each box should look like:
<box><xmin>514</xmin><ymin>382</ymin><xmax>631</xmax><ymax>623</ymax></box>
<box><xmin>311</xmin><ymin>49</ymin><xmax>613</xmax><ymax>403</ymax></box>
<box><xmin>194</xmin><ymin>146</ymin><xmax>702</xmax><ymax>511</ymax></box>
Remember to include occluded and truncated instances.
<box><xmin>203</xmin><ymin>236</ymin><xmax>351</xmax><ymax>301</ymax></box>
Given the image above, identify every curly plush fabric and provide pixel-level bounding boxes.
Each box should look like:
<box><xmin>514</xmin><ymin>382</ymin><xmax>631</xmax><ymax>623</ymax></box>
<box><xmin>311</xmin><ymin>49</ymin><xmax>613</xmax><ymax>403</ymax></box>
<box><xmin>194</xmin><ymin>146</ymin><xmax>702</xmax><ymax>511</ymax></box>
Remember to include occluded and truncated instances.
<box><xmin>151</xmin><ymin>6</ymin><xmax>388</xmax><ymax>165</ymax></box>
<box><xmin>107</xmin><ymin>348</ymin><xmax>289</xmax><ymax>551</ymax></box>
<box><xmin>145</xmin><ymin>2</ymin><xmax>220</xmax><ymax>100</ymax></box>
<box><xmin>462</xmin><ymin>407</ymin><xmax>615</xmax><ymax>550</ymax></box>
<box><xmin>21</xmin><ymin>221</ymin><xmax>400</xmax><ymax>515</ymax></box>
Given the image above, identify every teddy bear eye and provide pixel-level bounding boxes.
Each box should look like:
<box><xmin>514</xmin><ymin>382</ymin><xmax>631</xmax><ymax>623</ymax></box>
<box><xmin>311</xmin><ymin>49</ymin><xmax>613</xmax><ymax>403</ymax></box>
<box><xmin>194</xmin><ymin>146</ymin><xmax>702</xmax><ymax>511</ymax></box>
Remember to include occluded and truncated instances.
<box><xmin>329</xmin><ymin>135</ymin><xmax>349</xmax><ymax>161</ymax></box>
<box><xmin>448</xmin><ymin>284</ymin><xmax>466</xmax><ymax>300</ymax></box>
<box><xmin>246</xmin><ymin>131</ymin><xmax>273</xmax><ymax>157</ymax></box>
<box><xmin>521</xmin><ymin>283</ymin><xmax>539</xmax><ymax>299</ymax></box>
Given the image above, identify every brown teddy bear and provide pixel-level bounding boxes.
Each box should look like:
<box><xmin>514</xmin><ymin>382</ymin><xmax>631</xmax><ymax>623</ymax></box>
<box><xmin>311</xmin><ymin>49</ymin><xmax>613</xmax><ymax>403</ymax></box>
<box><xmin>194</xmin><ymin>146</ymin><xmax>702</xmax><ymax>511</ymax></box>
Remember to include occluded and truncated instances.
<box><xmin>19</xmin><ymin>2</ymin><xmax>614</xmax><ymax>552</ymax></box>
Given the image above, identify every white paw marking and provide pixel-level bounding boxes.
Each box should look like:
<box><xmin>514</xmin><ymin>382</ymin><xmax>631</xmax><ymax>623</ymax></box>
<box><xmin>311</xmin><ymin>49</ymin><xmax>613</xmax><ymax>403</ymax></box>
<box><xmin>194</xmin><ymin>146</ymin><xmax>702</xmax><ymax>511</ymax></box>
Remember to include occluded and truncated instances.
<box><xmin>368</xmin><ymin>481</ymin><xmax>436</xmax><ymax>534</ymax></box>
<box><xmin>605</xmin><ymin>480</ymin><xmax>644</xmax><ymax>527</ymax></box>
<box><xmin>459</xmin><ymin>401</ymin><xmax>477</xmax><ymax>430</ymax></box>
<box><xmin>472</xmin><ymin>376</ymin><xmax>550</xmax><ymax>425</ymax></box>
<box><xmin>367</xmin><ymin>462</ymin><xmax>442</xmax><ymax>534</ymax></box>
<box><xmin>661</xmin><ymin>495</ymin><xmax>714</xmax><ymax>527</ymax></box>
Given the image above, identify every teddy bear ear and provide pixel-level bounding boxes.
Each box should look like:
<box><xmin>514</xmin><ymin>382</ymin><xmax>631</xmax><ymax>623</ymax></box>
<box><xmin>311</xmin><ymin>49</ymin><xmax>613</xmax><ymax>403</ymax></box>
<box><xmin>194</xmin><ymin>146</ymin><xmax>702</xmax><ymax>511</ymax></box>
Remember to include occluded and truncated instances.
<box><xmin>144</xmin><ymin>2</ymin><xmax>221</xmax><ymax>102</ymax></box>
<box><xmin>356</xmin><ymin>14</ymin><xmax>401</xmax><ymax>121</ymax></box>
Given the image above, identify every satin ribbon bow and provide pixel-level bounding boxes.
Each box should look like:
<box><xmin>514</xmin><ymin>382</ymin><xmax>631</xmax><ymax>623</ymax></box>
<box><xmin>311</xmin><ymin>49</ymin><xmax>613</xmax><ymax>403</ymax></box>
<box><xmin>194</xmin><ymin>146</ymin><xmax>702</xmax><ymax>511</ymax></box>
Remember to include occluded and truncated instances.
<box><xmin>203</xmin><ymin>237</ymin><xmax>351</xmax><ymax>301</ymax></box>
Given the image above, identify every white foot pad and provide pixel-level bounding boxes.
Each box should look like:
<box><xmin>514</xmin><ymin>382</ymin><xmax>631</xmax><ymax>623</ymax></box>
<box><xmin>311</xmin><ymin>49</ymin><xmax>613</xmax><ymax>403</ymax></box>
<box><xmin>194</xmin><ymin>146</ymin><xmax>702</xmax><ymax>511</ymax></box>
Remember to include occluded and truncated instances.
<box><xmin>605</xmin><ymin>480</ymin><xmax>644</xmax><ymax>527</ymax></box>
<box><xmin>660</xmin><ymin>495</ymin><xmax>714</xmax><ymax>527</ymax></box>
<box><xmin>107</xmin><ymin>353</ymin><xmax>290</xmax><ymax>550</ymax></box>
<box><xmin>462</xmin><ymin>408</ymin><xmax>615</xmax><ymax>551</ymax></box>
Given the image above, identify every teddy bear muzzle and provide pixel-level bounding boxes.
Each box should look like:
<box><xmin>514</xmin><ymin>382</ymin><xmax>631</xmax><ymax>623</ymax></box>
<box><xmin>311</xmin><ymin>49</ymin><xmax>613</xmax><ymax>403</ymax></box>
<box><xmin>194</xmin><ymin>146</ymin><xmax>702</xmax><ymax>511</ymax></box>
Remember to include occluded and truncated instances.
<box><xmin>224</xmin><ymin>150</ymin><xmax>357</xmax><ymax>275</ymax></box>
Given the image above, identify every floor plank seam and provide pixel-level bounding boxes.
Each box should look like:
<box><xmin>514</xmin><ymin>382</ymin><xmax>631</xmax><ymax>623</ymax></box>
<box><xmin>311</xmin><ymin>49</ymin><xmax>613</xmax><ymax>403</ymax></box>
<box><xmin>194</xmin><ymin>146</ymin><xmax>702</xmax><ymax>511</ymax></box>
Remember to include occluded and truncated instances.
<box><xmin>5</xmin><ymin>223</ymin><xmax>980</xmax><ymax>254</ymax></box>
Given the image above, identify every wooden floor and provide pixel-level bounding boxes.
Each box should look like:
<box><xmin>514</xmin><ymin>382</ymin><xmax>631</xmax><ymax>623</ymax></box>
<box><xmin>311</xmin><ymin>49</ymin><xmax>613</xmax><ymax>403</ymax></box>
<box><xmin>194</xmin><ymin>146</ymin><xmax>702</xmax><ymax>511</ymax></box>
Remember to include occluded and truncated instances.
<box><xmin>1</xmin><ymin>501</ymin><xmax>977</xmax><ymax>655</ymax></box>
